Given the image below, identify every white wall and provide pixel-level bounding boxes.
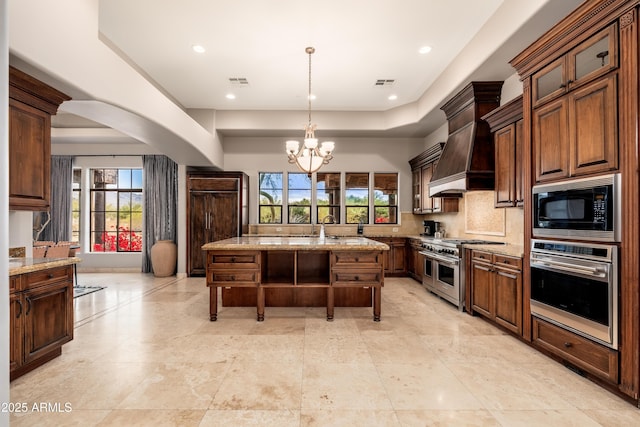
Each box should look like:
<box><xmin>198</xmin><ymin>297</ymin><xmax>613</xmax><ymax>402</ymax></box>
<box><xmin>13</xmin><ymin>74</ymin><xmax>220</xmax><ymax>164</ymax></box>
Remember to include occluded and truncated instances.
<box><xmin>1</xmin><ymin>0</ymin><xmax>10</xmax><ymax>418</ymax></box>
<box><xmin>223</xmin><ymin>136</ymin><xmax>420</xmax><ymax>222</ymax></box>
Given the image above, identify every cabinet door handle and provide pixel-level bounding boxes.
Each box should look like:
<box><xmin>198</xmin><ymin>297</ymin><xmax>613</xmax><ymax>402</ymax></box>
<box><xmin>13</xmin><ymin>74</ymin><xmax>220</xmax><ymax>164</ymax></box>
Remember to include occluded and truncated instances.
<box><xmin>563</xmin><ymin>342</ymin><xmax>572</xmax><ymax>348</ymax></box>
<box><xmin>16</xmin><ymin>299</ymin><xmax>23</xmax><ymax>318</ymax></box>
<box><xmin>48</xmin><ymin>273</ymin><xmax>54</xmax><ymax>279</ymax></box>
<box><xmin>355</xmin><ymin>276</ymin><xmax>360</xmax><ymax>281</ymax></box>
<box><xmin>26</xmin><ymin>297</ymin><xmax>32</xmax><ymax>316</ymax></box>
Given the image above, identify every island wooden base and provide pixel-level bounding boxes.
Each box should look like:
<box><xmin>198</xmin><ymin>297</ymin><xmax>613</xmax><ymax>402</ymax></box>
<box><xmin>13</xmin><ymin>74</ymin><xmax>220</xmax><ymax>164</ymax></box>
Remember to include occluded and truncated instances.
<box><xmin>205</xmin><ymin>247</ymin><xmax>386</xmax><ymax>322</ymax></box>
<box><xmin>210</xmin><ymin>286</ymin><xmax>380</xmax><ymax>322</ymax></box>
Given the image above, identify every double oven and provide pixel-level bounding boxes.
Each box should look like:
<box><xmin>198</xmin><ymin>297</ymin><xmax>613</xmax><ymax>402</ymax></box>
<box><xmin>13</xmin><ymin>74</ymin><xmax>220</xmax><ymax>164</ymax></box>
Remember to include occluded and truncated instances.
<box><xmin>530</xmin><ymin>173</ymin><xmax>621</xmax><ymax>349</ymax></box>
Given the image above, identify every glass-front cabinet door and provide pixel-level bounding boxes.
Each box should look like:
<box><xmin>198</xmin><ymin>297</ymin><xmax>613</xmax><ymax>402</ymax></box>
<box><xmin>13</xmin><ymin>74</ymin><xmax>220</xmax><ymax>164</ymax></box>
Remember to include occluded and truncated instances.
<box><xmin>570</xmin><ymin>24</ymin><xmax>617</xmax><ymax>86</ymax></box>
<box><xmin>532</xmin><ymin>23</ymin><xmax>617</xmax><ymax>107</ymax></box>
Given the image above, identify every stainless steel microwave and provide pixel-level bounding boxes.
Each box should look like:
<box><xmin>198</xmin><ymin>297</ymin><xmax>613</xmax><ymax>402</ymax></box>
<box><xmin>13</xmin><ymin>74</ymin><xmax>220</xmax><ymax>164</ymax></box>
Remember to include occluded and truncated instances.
<box><xmin>532</xmin><ymin>173</ymin><xmax>621</xmax><ymax>242</ymax></box>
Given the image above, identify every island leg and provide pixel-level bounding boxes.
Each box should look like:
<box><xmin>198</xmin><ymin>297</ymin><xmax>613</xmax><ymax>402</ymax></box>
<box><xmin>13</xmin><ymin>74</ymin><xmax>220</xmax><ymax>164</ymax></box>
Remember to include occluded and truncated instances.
<box><xmin>209</xmin><ymin>286</ymin><xmax>218</xmax><ymax>321</ymax></box>
<box><xmin>373</xmin><ymin>285</ymin><xmax>381</xmax><ymax>322</ymax></box>
<box><xmin>326</xmin><ymin>286</ymin><xmax>334</xmax><ymax>321</ymax></box>
<box><xmin>257</xmin><ymin>286</ymin><xmax>265</xmax><ymax>321</ymax></box>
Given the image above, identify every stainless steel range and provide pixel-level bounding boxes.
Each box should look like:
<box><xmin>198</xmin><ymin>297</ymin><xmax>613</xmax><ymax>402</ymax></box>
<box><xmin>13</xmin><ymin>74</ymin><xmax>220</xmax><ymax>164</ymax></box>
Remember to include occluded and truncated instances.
<box><xmin>419</xmin><ymin>238</ymin><xmax>503</xmax><ymax>311</ymax></box>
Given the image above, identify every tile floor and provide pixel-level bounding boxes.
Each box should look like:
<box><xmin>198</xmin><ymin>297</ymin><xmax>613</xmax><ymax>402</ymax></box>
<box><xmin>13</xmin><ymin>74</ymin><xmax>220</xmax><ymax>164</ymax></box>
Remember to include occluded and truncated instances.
<box><xmin>9</xmin><ymin>273</ymin><xmax>640</xmax><ymax>426</ymax></box>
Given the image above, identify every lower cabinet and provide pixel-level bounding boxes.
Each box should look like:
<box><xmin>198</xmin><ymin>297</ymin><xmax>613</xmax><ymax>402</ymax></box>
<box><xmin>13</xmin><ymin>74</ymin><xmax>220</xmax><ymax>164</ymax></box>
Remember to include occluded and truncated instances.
<box><xmin>370</xmin><ymin>237</ymin><xmax>406</xmax><ymax>276</ymax></box>
<box><xmin>406</xmin><ymin>238</ymin><xmax>423</xmax><ymax>282</ymax></box>
<box><xmin>470</xmin><ymin>250</ymin><xmax>523</xmax><ymax>336</ymax></box>
<box><xmin>10</xmin><ymin>265</ymin><xmax>74</xmax><ymax>380</ymax></box>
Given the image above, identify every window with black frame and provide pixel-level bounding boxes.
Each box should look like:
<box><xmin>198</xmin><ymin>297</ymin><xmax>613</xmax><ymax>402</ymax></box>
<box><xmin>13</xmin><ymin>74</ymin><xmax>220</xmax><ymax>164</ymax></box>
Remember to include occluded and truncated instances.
<box><xmin>316</xmin><ymin>172</ymin><xmax>341</xmax><ymax>223</ymax></box>
<box><xmin>288</xmin><ymin>172</ymin><xmax>312</xmax><ymax>223</ymax></box>
<box><xmin>374</xmin><ymin>172</ymin><xmax>398</xmax><ymax>224</ymax></box>
<box><xmin>90</xmin><ymin>168</ymin><xmax>143</xmax><ymax>252</ymax></box>
<box><xmin>258</xmin><ymin>172</ymin><xmax>283</xmax><ymax>224</ymax></box>
<box><xmin>345</xmin><ymin>173</ymin><xmax>369</xmax><ymax>224</ymax></box>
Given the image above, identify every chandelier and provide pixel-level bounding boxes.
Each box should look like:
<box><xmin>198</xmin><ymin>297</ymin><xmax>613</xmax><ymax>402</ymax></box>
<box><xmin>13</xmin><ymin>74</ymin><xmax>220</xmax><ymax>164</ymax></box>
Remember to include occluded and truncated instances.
<box><xmin>286</xmin><ymin>47</ymin><xmax>335</xmax><ymax>177</ymax></box>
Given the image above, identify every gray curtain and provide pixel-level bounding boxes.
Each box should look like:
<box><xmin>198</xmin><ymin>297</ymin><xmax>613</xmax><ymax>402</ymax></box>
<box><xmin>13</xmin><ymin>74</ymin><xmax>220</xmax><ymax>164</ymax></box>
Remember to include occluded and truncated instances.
<box><xmin>38</xmin><ymin>156</ymin><xmax>73</xmax><ymax>242</ymax></box>
<box><xmin>142</xmin><ymin>155</ymin><xmax>178</xmax><ymax>273</ymax></box>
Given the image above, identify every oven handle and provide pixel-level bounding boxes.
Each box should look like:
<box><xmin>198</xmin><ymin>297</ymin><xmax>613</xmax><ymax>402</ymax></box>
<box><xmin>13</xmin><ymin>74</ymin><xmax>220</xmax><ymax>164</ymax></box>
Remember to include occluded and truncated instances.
<box><xmin>531</xmin><ymin>257</ymin><xmax>607</xmax><ymax>278</ymax></box>
<box><xmin>419</xmin><ymin>251</ymin><xmax>459</xmax><ymax>266</ymax></box>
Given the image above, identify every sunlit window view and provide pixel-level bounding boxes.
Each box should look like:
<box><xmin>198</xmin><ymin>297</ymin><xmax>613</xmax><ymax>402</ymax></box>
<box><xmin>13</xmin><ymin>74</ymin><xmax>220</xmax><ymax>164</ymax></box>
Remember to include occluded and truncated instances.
<box><xmin>71</xmin><ymin>168</ymin><xmax>81</xmax><ymax>242</ymax></box>
<box><xmin>316</xmin><ymin>172</ymin><xmax>341</xmax><ymax>223</ymax></box>
<box><xmin>288</xmin><ymin>173</ymin><xmax>312</xmax><ymax>223</ymax></box>
<box><xmin>345</xmin><ymin>173</ymin><xmax>369</xmax><ymax>224</ymax></box>
<box><xmin>258</xmin><ymin>172</ymin><xmax>283</xmax><ymax>224</ymax></box>
<box><xmin>374</xmin><ymin>172</ymin><xmax>398</xmax><ymax>224</ymax></box>
<box><xmin>90</xmin><ymin>169</ymin><xmax>143</xmax><ymax>252</ymax></box>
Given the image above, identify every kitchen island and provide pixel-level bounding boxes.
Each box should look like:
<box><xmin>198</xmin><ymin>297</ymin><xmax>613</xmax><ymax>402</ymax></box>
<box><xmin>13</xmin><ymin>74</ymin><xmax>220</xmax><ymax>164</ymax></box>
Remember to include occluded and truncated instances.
<box><xmin>202</xmin><ymin>236</ymin><xmax>389</xmax><ymax>322</ymax></box>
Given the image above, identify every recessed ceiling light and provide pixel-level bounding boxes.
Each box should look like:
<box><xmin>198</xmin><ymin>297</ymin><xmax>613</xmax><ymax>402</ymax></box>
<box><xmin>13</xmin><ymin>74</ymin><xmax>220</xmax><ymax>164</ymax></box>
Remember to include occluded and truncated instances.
<box><xmin>226</xmin><ymin>93</ymin><xmax>236</xmax><ymax>100</ymax></box>
<box><xmin>192</xmin><ymin>44</ymin><xmax>206</xmax><ymax>53</ymax></box>
<box><xmin>388</xmin><ymin>95</ymin><xmax>398</xmax><ymax>101</ymax></box>
<box><xmin>419</xmin><ymin>46</ymin><xmax>432</xmax><ymax>54</ymax></box>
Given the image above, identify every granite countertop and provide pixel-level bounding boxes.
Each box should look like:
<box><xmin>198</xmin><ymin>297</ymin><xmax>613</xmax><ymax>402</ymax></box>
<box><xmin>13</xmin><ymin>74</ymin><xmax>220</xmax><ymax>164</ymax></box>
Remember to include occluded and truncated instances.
<box><xmin>9</xmin><ymin>257</ymin><xmax>81</xmax><ymax>276</ymax></box>
<box><xmin>202</xmin><ymin>236</ymin><xmax>390</xmax><ymax>251</ymax></box>
<box><xmin>465</xmin><ymin>243</ymin><xmax>525</xmax><ymax>258</ymax></box>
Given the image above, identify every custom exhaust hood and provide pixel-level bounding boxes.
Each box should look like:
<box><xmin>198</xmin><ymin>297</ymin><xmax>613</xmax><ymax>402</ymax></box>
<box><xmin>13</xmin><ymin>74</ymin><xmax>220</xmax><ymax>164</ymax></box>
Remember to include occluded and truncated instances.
<box><xmin>429</xmin><ymin>81</ymin><xmax>503</xmax><ymax>197</ymax></box>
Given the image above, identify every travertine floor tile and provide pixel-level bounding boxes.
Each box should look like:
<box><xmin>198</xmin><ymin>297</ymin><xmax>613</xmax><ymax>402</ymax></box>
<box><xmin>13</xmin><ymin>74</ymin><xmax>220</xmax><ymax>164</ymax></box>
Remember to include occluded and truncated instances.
<box><xmin>8</xmin><ymin>273</ymin><xmax>639</xmax><ymax>426</ymax></box>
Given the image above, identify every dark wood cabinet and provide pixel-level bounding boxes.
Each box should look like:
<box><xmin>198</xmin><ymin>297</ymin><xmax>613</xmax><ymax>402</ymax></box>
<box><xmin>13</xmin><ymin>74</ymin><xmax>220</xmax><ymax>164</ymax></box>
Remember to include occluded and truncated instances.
<box><xmin>511</xmin><ymin>0</ymin><xmax>640</xmax><ymax>402</ymax></box>
<box><xmin>187</xmin><ymin>171</ymin><xmax>249</xmax><ymax>276</ymax></box>
<box><xmin>11</xmin><ymin>265</ymin><xmax>74</xmax><ymax>380</ymax></box>
<box><xmin>470</xmin><ymin>250</ymin><xmax>523</xmax><ymax>336</ymax></box>
<box><xmin>406</xmin><ymin>238</ymin><xmax>423</xmax><ymax>282</ymax></box>
<box><xmin>409</xmin><ymin>143</ymin><xmax>459</xmax><ymax>214</ymax></box>
<box><xmin>483</xmin><ymin>95</ymin><xmax>524</xmax><ymax>207</ymax></box>
<box><xmin>8</xmin><ymin>66</ymin><xmax>70</xmax><ymax>211</ymax></box>
<box><xmin>533</xmin><ymin>317</ymin><xmax>618</xmax><ymax>384</ymax></box>
<box><xmin>370</xmin><ymin>237</ymin><xmax>406</xmax><ymax>276</ymax></box>
<box><xmin>531</xmin><ymin>23</ymin><xmax>619</xmax><ymax>183</ymax></box>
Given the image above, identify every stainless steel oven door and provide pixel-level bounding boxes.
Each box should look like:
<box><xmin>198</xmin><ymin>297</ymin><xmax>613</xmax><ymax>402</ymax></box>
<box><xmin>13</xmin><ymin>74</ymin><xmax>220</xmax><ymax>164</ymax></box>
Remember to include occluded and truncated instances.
<box><xmin>530</xmin><ymin>252</ymin><xmax>617</xmax><ymax>349</ymax></box>
<box><xmin>431</xmin><ymin>253</ymin><xmax>460</xmax><ymax>306</ymax></box>
<box><xmin>419</xmin><ymin>252</ymin><xmax>435</xmax><ymax>289</ymax></box>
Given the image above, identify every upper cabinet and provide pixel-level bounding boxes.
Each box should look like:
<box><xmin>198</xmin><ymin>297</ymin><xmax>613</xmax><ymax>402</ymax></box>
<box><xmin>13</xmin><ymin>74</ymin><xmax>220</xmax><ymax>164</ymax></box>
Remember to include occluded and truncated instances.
<box><xmin>530</xmin><ymin>24</ymin><xmax>619</xmax><ymax>183</ymax></box>
<box><xmin>9</xmin><ymin>66</ymin><xmax>70</xmax><ymax>211</ymax></box>
<box><xmin>532</xmin><ymin>24</ymin><xmax>618</xmax><ymax>107</ymax></box>
<box><xmin>483</xmin><ymin>95</ymin><xmax>524</xmax><ymax>207</ymax></box>
<box><xmin>409</xmin><ymin>143</ymin><xmax>459</xmax><ymax>215</ymax></box>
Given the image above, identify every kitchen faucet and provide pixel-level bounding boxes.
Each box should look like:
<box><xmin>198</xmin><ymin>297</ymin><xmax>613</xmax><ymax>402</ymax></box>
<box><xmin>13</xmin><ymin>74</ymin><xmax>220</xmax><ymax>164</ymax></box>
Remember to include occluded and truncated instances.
<box><xmin>319</xmin><ymin>215</ymin><xmax>335</xmax><ymax>239</ymax></box>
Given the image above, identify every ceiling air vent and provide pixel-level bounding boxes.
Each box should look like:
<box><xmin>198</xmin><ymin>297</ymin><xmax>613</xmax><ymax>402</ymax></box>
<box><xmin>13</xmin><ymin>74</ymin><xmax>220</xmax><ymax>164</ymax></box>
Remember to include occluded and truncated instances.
<box><xmin>374</xmin><ymin>79</ymin><xmax>395</xmax><ymax>87</ymax></box>
<box><xmin>229</xmin><ymin>77</ymin><xmax>249</xmax><ymax>86</ymax></box>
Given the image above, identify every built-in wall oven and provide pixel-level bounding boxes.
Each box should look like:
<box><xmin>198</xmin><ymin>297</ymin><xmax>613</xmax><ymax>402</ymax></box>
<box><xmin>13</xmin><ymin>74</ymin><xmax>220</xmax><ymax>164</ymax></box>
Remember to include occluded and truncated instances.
<box><xmin>530</xmin><ymin>239</ymin><xmax>618</xmax><ymax>349</ymax></box>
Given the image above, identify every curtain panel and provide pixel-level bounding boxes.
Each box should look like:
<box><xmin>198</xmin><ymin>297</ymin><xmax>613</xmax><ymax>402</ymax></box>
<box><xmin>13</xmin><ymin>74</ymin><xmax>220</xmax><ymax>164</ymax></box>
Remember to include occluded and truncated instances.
<box><xmin>38</xmin><ymin>155</ymin><xmax>73</xmax><ymax>243</ymax></box>
<box><xmin>142</xmin><ymin>155</ymin><xmax>178</xmax><ymax>273</ymax></box>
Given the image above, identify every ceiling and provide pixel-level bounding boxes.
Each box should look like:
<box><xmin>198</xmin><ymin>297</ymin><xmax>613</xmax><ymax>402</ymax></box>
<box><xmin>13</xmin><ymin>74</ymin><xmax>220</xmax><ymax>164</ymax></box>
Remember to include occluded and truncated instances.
<box><xmin>43</xmin><ymin>0</ymin><xmax>585</xmax><ymax>144</ymax></box>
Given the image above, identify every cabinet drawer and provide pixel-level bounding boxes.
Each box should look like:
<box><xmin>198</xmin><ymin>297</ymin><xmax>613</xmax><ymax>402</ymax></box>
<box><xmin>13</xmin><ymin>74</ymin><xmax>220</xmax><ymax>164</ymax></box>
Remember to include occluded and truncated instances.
<box><xmin>10</xmin><ymin>276</ymin><xmax>19</xmax><ymax>293</ymax></box>
<box><xmin>189</xmin><ymin>177</ymin><xmax>239</xmax><ymax>191</ymax></box>
<box><xmin>332</xmin><ymin>270</ymin><xmax>382</xmax><ymax>286</ymax></box>
<box><xmin>533</xmin><ymin>317</ymin><xmax>618</xmax><ymax>383</ymax></box>
<box><xmin>208</xmin><ymin>252</ymin><xmax>260</xmax><ymax>269</ymax></box>
<box><xmin>207</xmin><ymin>269</ymin><xmax>259</xmax><ymax>285</ymax></box>
<box><xmin>471</xmin><ymin>250</ymin><xmax>492</xmax><ymax>263</ymax></box>
<box><xmin>332</xmin><ymin>251</ymin><xmax>382</xmax><ymax>268</ymax></box>
<box><xmin>23</xmin><ymin>266</ymin><xmax>72</xmax><ymax>290</ymax></box>
<box><xmin>493</xmin><ymin>254</ymin><xmax>522</xmax><ymax>270</ymax></box>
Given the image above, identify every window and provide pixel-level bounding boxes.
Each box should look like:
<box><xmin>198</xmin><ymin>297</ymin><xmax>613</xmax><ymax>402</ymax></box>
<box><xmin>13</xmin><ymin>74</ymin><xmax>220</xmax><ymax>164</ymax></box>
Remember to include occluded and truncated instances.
<box><xmin>374</xmin><ymin>173</ymin><xmax>398</xmax><ymax>224</ymax></box>
<box><xmin>259</xmin><ymin>172</ymin><xmax>283</xmax><ymax>223</ymax></box>
<box><xmin>258</xmin><ymin>171</ymin><xmax>398</xmax><ymax>225</ymax></box>
<box><xmin>71</xmin><ymin>168</ymin><xmax>81</xmax><ymax>242</ymax></box>
<box><xmin>316</xmin><ymin>172</ymin><xmax>341</xmax><ymax>223</ymax></box>
<box><xmin>345</xmin><ymin>173</ymin><xmax>369</xmax><ymax>224</ymax></box>
<box><xmin>90</xmin><ymin>168</ymin><xmax>143</xmax><ymax>252</ymax></box>
<box><xmin>288</xmin><ymin>173</ymin><xmax>311</xmax><ymax>223</ymax></box>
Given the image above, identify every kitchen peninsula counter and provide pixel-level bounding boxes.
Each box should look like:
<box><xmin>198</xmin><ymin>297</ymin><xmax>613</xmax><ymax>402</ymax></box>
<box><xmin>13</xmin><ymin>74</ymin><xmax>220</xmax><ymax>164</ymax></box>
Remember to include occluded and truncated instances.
<box><xmin>202</xmin><ymin>236</ymin><xmax>389</xmax><ymax>322</ymax></box>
